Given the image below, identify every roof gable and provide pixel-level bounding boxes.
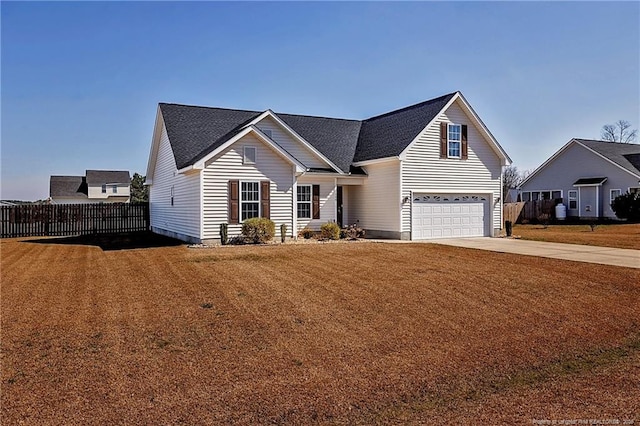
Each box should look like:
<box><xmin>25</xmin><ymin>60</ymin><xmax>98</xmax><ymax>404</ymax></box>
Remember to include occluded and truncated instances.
<box><xmin>159</xmin><ymin>103</ymin><xmax>261</xmax><ymax>170</ymax></box>
<box><xmin>155</xmin><ymin>91</ymin><xmax>507</xmax><ymax>173</ymax></box>
<box><xmin>521</xmin><ymin>139</ymin><xmax>640</xmax><ymax>188</ymax></box>
<box><xmin>354</xmin><ymin>93</ymin><xmax>455</xmax><ymax>163</ymax></box>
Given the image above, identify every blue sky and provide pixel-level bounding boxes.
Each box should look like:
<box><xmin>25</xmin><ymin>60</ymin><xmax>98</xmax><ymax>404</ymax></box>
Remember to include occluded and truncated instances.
<box><xmin>2</xmin><ymin>1</ymin><xmax>639</xmax><ymax>201</ymax></box>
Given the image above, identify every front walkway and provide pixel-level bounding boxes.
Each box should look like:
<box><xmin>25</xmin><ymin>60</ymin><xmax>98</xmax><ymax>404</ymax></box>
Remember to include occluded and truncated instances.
<box><xmin>426</xmin><ymin>237</ymin><xmax>640</xmax><ymax>269</ymax></box>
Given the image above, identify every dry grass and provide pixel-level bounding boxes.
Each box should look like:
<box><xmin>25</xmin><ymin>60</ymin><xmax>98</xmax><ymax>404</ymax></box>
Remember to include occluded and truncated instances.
<box><xmin>514</xmin><ymin>223</ymin><xmax>640</xmax><ymax>250</ymax></box>
<box><xmin>2</xmin><ymin>236</ymin><xmax>639</xmax><ymax>425</ymax></box>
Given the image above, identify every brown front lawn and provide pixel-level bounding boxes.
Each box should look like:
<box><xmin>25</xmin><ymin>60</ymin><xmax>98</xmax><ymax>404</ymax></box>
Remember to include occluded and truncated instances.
<box><xmin>513</xmin><ymin>223</ymin><xmax>640</xmax><ymax>250</ymax></box>
<box><xmin>2</xmin><ymin>238</ymin><xmax>639</xmax><ymax>424</ymax></box>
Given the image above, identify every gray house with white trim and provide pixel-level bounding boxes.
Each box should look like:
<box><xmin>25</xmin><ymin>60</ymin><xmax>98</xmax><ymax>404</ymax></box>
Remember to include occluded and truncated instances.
<box><xmin>145</xmin><ymin>92</ymin><xmax>511</xmax><ymax>243</ymax></box>
<box><xmin>520</xmin><ymin>139</ymin><xmax>640</xmax><ymax>219</ymax></box>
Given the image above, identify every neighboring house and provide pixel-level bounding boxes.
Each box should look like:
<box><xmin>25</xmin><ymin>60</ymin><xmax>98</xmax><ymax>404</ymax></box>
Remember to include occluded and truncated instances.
<box><xmin>519</xmin><ymin>139</ymin><xmax>640</xmax><ymax>219</ymax></box>
<box><xmin>49</xmin><ymin>170</ymin><xmax>131</xmax><ymax>204</ymax></box>
<box><xmin>145</xmin><ymin>91</ymin><xmax>511</xmax><ymax>244</ymax></box>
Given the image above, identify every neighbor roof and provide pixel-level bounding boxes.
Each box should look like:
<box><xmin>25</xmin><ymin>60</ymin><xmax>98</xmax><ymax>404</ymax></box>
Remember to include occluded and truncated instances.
<box><xmin>159</xmin><ymin>92</ymin><xmax>459</xmax><ymax>173</ymax></box>
<box><xmin>576</xmin><ymin>139</ymin><xmax>640</xmax><ymax>177</ymax></box>
<box><xmin>85</xmin><ymin>170</ymin><xmax>131</xmax><ymax>185</ymax></box>
<box><xmin>50</xmin><ymin>176</ymin><xmax>88</xmax><ymax>198</ymax></box>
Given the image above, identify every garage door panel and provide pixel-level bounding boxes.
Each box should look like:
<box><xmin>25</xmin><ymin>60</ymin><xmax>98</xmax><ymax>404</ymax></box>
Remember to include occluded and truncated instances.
<box><xmin>412</xmin><ymin>193</ymin><xmax>489</xmax><ymax>240</ymax></box>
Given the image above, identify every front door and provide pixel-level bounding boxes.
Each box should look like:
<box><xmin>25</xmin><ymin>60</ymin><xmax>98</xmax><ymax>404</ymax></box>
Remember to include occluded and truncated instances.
<box><xmin>336</xmin><ymin>186</ymin><xmax>343</xmax><ymax>227</ymax></box>
<box><xmin>579</xmin><ymin>186</ymin><xmax>598</xmax><ymax>218</ymax></box>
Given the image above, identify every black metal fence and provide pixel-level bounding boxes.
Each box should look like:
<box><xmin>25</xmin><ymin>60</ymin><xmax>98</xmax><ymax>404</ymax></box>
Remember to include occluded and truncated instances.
<box><xmin>0</xmin><ymin>203</ymin><xmax>149</xmax><ymax>238</ymax></box>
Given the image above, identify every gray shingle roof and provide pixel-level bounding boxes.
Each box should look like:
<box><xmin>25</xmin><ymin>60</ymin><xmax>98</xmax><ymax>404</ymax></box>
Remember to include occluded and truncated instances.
<box><xmin>159</xmin><ymin>92</ymin><xmax>459</xmax><ymax>173</ymax></box>
<box><xmin>576</xmin><ymin>139</ymin><xmax>640</xmax><ymax>177</ymax></box>
<box><xmin>50</xmin><ymin>176</ymin><xmax>88</xmax><ymax>198</ymax></box>
<box><xmin>354</xmin><ymin>93</ymin><xmax>456</xmax><ymax>162</ymax></box>
<box><xmin>160</xmin><ymin>104</ymin><xmax>261</xmax><ymax>170</ymax></box>
<box><xmin>85</xmin><ymin>170</ymin><xmax>131</xmax><ymax>185</ymax></box>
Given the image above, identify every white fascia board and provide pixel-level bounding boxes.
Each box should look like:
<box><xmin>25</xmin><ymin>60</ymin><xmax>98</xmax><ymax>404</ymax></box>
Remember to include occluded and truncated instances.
<box><xmin>574</xmin><ymin>141</ymin><xmax>640</xmax><ymax>180</ymax></box>
<box><xmin>145</xmin><ymin>106</ymin><xmax>164</xmax><ymax>183</ymax></box>
<box><xmin>519</xmin><ymin>139</ymin><xmax>577</xmax><ymax>188</ymax></box>
<box><xmin>398</xmin><ymin>92</ymin><xmax>512</xmax><ymax>166</ymax></box>
<box><xmin>247</xmin><ymin>110</ymin><xmax>343</xmax><ymax>173</ymax></box>
<box><xmin>352</xmin><ymin>156</ymin><xmax>401</xmax><ymax>167</ymax></box>
<box><xmin>189</xmin><ymin>125</ymin><xmax>306</xmax><ymax>173</ymax></box>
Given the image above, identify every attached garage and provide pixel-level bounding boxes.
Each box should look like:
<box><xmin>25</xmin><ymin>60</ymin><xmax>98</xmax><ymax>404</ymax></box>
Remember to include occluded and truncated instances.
<box><xmin>411</xmin><ymin>193</ymin><xmax>490</xmax><ymax>240</ymax></box>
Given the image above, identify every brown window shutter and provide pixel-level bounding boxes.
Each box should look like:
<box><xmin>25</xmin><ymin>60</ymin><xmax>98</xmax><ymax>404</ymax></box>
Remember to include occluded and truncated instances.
<box><xmin>440</xmin><ymin>122</ymin><xmax>448</xmax><ymax>158</ymax></box>
<box><xmin>312</xmin><ymin>185</ymin><xmax>320</xmax><ymax>219</ymax></box>
<box><xmin>461</xmin><ymin>125</ymin><xmax>468</xmax><ymax>160</ymax></box>
<box><xmin>260</xmin><ymin>180</ymin><xmax>270</xmax><ymax>219</ymax></box>
<box><xmin>228</xmin><ymin>180</ymin><xmax>239</xmax><ymax>224</ymax></box>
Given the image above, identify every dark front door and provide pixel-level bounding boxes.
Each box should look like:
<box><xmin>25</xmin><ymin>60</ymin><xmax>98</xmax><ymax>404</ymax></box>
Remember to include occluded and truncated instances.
<box><xmin>336</xmin><ymin>186</ymin><xmax>343</xmax><ymax>228</ymax></box>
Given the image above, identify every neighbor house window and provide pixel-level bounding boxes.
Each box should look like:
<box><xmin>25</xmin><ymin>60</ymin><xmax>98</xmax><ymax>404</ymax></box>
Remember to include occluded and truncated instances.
<box><xmin>448</xmin><ymin>124</ymin><xmax>461</xmax><ymax>158</ymax></box>
<box><xmin>243</xmin><ymin>146</ymin><xmax>256</xmax><ymax>165</ymax></box>
<box><xmin>112</xmin><ymin>185</ymin><xmax>118</xmax><ymax>194</ymax></box>
<box><xmin>630</xmin><ymin>187</ymin><xmax>640</xmax><ymax>194</ymax></box>
<box><xmin>170</xmin><ymin>186</ymin><xmax>174</xmax><ymax>206</ymax></box>
<box><xmin>521</xmin><ymin>192</ymin><xmax>531</xmax><ymax>202</ymax></box>
<box><xmin>102</xmin><ymin>184</ymin><xmax>107</xmax><ymax>193</ymax></box>
<box><xmin>297</xmin><ymin>185</ymin><xmax>312</xmax><ymax>218</ymax></box>
<box><xmin>241</xmin><ymin>181</ymin><xmax>260</xmax><ymax>220</ymax></box>
<box><xmin>552</xmin><ymin>190</ymin><xmax>562</xmax><ymax>199</ymax></box>
<box><xmin>568</xmin><ymin>190</ymin><xmax>577</xmax><ymax>209</ymax></box>
<box><xmin>610</xmin><ymin>189</ymin><xmax>621</xmax><ymax>205</ymax></box>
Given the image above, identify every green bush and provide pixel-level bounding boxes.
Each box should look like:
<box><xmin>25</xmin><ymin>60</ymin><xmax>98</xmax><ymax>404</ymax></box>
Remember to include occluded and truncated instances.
<box><xmin>320</xmin><ymin>222</ymin><xmax>340</xmax><ymax>240</ymax></box>
<box><xmin>611</xmin><ymin>192</ymin><xmax>640</xmax><ymax>222</ymax></box>
<box><xmin>241</xmin><ymin>217</ymin><xmax>275</xmax><ymax>243</ymax></box>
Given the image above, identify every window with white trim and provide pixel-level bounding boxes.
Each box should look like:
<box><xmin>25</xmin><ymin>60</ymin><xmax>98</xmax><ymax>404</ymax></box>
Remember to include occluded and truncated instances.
<box><xmin>448</xmin><ymin>124</ymin><xmax>461</xmax><ymax>158</ymax></box>
<box><xmin>521</xmin><ymin>192</ymin><xmax>531</xmax><ymax>202</ymax></box>
<box><xmin>568</xmin><ymin>190</ymin><xmax>577</xmax><ymax>209</ymax></box>
<box><xmin>170</xmin><ymin>186</ymin><xmax>174</xmax><ymax>206</ymax></box>
<box><xmin>630</xmin><ymin>187</ymin><xmax>640</xmax><ymax>194</ymax></box>
<box><xmin>297</xmin><ymin>185</ymin><xmax>312</xmax><ymax>218</ymax></box>
<box><xmin>610</xmin><ymin>189</ymin><xmax>621</xmax><ymax>205</ymax></box>
<box><xmin>111</xmin><ymin>185</ymin><xmax>118</xmax><ymax>194</ymax></box>
<box><xmin>243</xmin><ymin>146</ymin><xmax>256</xmax><ymax>165</ymax></box>
<box><xmin>102</xmin><ymin>184</ymin><xmax>107</xmax><ymax>194</ymax></box>
<box><xmin>241</xmin><ymin>181</ymin><xmax>260</xmax><ymax>220</ymax></box>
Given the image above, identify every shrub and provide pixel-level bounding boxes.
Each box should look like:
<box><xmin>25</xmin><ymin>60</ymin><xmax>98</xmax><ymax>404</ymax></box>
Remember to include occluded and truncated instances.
<box><xmin>342</xmin><ymin>224</ymin><xmax>365</xmax><ymax>239</ymax></box>
<box><xmin>537</xmin><ymin>213</ymin><xmax>551</xmax><ymax>229</ymax></box>
<box><xmin>611</xmin><ymin>191</ymin><xmax>640</xmax><ymax>222</ymax></box>
<box><xmin>299</xmin><ymin>227</ymin><xmax>314</xmax><ymax>239</ymax></box>
<box><xmin>241</xmin><ymin>218</ymin><xmax>275</xmax><ymax>244</ymax></box>
<box><xmin>320</xmin><ymin>222</ymin><xmax>340</xmax><ymax>240</ymax></box>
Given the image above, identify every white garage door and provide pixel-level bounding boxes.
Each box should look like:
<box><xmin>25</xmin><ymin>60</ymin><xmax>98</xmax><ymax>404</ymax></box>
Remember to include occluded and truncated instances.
<box><xmin>412</xmin><ymin>194</ymin><xmax>489</xmax><ymax>240</ymax></box>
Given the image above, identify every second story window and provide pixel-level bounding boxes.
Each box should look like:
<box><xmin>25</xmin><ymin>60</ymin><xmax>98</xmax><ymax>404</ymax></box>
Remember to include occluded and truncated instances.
<box><xmin>102</xmin><ymin>184</ymin><xmax>107</xmax><ymax>193</ymax></box>
<box><xmin>112</xmin><ymin>185</ymin><xmax>118</xmax><ymax>194</ymax></box>
<box><xmin>448</xmin><ymin>124</ymin><xmax>461</xmax><ymax>158</ymax></box>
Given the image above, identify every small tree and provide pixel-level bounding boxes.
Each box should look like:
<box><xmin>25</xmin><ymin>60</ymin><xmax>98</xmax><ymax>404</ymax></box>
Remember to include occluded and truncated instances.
<box><xmin>130</xmin><ymin>173</ymin><xmax>149</xmax><ymax>203</ymax></box>
<box><xmin>611</xmin><ymin>192</ymin><xmax>640</xmax><ymax>222</ymax></box>
<box><xmin>600</xmin><ymin>120</ymin><xmax>638</xmax><ymax>143</ymax></box>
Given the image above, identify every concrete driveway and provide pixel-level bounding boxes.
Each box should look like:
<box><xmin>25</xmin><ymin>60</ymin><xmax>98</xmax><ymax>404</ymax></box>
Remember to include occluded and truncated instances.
<box><xmin>429</xmin><ymin>237</ymin><xmax>640</xmax><ymax>269</ymax></box>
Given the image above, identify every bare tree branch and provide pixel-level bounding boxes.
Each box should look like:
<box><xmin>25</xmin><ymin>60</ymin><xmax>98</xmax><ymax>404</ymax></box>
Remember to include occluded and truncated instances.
<box><xmin>601</xmin><ymin>120</ymin><xmax>638</xmax><ymax>143</ymax></box>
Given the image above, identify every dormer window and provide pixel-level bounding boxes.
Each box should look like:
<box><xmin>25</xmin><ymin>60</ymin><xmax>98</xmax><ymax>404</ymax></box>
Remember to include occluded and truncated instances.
<box><xmin>448</xmin><ymin>124</ymin><xmax>461</xmax><ymax>158</ymax></box>
<box><xmin>243</xmin><ymin>146</ymin><xmax>256</xmax><ymax>165</ymax></box>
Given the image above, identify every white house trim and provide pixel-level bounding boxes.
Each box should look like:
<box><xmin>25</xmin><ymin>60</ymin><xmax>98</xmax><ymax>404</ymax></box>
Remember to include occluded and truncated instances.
<box><xmin>398</xmin><ymin>92</ymin><xmax>511</xmax><ymax>165</ymax></box>
<box><xmin>188</xmin><ymin>125</ymin><xmax>307</xmax><ymax>173</ymax></box>
<box><xmin>145</xmin><ymin>105</ymin><xmax>164</xmax><ymax>184</ymax></box>
<box><xmin>246</xmin><ymin>110</ymin><xmax>343</xmax><ymax>173</ymax></box>
<box><xmin>352</xmin><ymin>156</ymin><xmax>401</xmax><ymax>167</ymax></box>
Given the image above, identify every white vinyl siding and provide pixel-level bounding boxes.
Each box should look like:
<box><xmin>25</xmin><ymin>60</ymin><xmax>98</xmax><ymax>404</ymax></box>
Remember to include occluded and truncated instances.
<box><xmin>202</xmin><ymin>134</ymin><xmax>294</xmax><ymax>239</ymax></box>
<box><xmin>401</xmin><ymin>101</ymin><xmax>502</xmax><ymax>235</ymax></box>
<box><xmin>87</xmin><ymin>183</ymin><xmax>130</xmax><ymax>200</ymax></box>
<box><xmin>347</xmin><ymin>160</ymin><xmax>401</xmax><ymax>232</ymax></box>
<box><xmin>255</xmin><ymin>116</ymin><xmax>329</xmax><ymax>169</ymax></box>
<box><xmin>296</xmin><ymin>175</ymin><xmax>336</xmax><ymax>231</ymax></box>
<box><xmin>149</xmin><ymin>123</ymin><xmax>201</xmax><ymax>239</ymax></box>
